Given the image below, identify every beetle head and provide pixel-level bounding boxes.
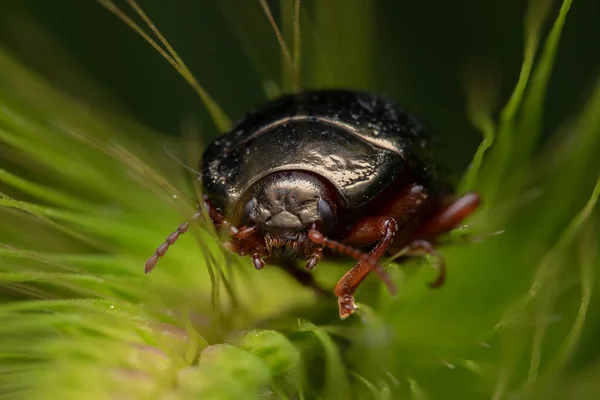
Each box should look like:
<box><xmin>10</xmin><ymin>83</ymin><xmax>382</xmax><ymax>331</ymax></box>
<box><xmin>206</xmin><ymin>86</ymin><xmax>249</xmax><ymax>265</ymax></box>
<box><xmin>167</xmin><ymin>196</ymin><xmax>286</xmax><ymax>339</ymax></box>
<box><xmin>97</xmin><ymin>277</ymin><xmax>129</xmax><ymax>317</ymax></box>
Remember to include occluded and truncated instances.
<box><xmin>241</xmin><ymin>171</ymin><xmax>337</xmax><ymax>237</ymax></box>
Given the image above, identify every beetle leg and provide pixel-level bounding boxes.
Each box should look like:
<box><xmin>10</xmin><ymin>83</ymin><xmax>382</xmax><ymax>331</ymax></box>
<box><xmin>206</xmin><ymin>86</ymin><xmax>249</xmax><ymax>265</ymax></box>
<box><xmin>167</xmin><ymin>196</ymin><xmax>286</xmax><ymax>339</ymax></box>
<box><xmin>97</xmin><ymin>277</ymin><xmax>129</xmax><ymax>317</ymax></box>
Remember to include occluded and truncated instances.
<box><xmin>203</xmin><ymin>195</ymin><xmax>239</xmax><ymax>235</ymax></box>
<box><xmin>222</xmin><ymin>224</ymin><xmax>270</xmax><ymax>271</ymax></box>
<box><xmin>384</xmin><ymin>193</ymin><xmax>480</xmax><ymax>288</ymax></box>
<box><xmin>205</xmin><ymin>195</ymin><xmax>265</xmax><ymax>246</ymax></box>
<box><xmin>334</xmin><ymin>217</ymin><xmax>398</xmax><ymax>319</ymax></box>
<box><xmin>232</xmin><ymin>226</ymin><xmax>257</xmax><ymax>240</ymax></box>
<box><xmin>415</xmin><ymin>192</ymin><xmax>481</xmax><ymax>240</ymax></box>
<box><xmin>307</xmin><ymin>229</ymin><xmax>395</xmax><ymax>293</ymax></box>
<box><xmin>305</xmin><ymin>247</ymin><xmax>323</xmax><ymax>270</ymax></box>
<box><xmin>378</xmin><ymin>183</ymin><xmax>430</xmax><ymax>226</ymax></box>
<box><xmin>227</xmin><ymin>226</ymin><xmax>268</xmax><ymax>266</ymax></box>
<box><xmin>252</xmin><ymin>253</ymin><xmax>265</xmax><ymax>270</ymax></box>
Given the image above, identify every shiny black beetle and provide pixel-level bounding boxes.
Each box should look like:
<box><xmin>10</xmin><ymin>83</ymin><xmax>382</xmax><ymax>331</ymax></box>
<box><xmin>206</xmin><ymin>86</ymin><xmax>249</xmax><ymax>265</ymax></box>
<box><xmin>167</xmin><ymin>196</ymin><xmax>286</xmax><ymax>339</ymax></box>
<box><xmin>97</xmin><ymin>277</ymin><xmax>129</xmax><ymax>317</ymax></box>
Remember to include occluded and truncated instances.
<box><xmin>146</xmin><ymin>89</ymin><xmax>480</xmax><ymax>319</ymax></box>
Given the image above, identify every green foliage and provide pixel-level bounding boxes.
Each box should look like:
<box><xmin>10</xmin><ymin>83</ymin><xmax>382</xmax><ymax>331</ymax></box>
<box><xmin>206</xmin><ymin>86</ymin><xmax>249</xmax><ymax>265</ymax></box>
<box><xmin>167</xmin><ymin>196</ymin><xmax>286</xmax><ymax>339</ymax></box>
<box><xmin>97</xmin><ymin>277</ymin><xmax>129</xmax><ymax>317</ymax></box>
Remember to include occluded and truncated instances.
<box><xmin>1</xmin><ymin>1</ymin><xmax>599</xmax><ymax>399</ymax></box>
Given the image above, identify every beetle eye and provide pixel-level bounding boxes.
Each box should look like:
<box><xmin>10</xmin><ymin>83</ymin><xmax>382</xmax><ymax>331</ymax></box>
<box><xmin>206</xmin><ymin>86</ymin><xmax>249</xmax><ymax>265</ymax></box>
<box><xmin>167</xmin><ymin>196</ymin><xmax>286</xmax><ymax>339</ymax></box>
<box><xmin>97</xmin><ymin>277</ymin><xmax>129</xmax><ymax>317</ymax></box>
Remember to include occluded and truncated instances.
<box><xmin>242</xmin><ymin>198</ymin><xmax>257</xmax><ymax>224</ymax></box>
<box><xmin>317</xmin><ymin>199</ymin><xmax>335</xmax><ymax>230</ymax></box>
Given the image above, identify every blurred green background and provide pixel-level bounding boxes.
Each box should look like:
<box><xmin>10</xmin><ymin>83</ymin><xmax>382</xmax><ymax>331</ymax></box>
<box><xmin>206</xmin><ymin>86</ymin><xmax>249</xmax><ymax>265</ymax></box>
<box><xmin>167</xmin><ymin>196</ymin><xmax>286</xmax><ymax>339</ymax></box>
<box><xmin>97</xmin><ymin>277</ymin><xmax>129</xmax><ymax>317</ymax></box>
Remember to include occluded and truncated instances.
<box><xmin>1</xmin><ymin>1</ymin><xmax>600</xmax><ymax>399</ymax></box>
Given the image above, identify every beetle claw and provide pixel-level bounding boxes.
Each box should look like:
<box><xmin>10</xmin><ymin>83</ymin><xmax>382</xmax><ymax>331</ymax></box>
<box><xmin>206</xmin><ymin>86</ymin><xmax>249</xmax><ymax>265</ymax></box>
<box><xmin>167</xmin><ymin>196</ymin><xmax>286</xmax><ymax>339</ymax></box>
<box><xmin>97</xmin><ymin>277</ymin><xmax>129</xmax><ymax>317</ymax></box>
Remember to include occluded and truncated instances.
<box><xmin>305</xmin><ymin>248</ymin><xmax>323</xmax><ymax>271</ymax></box>
<box><xmin>338</xmin><ymin>294</ymin><xmax>359</xmax><ymax>319</ymax></box>
<box><xmin>305</xmin><ymin>257</ymin><xmax>318</xmax><ymax>270</ymax></box>
<box><xmin>252</xmin><ymin>254</ymin><xmax>265</xmax><ymax>270</ymax></box>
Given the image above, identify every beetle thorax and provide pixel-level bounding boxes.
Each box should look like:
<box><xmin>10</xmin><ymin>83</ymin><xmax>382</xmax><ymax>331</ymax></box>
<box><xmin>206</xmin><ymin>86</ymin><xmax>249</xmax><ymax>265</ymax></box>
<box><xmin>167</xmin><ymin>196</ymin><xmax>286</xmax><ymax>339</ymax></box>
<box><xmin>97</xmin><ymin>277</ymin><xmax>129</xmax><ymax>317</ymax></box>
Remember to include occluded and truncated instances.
<box><xmin>240</xmin><ymin>171</ymin><xmax>337</xmax><ymax>254</ymax></box>
<box><xmin>246</xmin><ymin>172</ymin><xmax>331</xmax><ymax>232</ymax></box>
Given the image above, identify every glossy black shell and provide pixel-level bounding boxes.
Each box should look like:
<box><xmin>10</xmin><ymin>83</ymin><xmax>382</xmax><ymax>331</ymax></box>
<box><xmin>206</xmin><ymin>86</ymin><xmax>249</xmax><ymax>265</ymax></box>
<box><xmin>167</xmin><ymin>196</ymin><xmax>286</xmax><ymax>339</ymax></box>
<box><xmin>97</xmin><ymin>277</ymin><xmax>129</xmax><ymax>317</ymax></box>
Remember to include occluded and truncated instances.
<box><xmin>201</xmin><ymin>89</ymin><xmax>448</xmax><ymax>214</ymax></box>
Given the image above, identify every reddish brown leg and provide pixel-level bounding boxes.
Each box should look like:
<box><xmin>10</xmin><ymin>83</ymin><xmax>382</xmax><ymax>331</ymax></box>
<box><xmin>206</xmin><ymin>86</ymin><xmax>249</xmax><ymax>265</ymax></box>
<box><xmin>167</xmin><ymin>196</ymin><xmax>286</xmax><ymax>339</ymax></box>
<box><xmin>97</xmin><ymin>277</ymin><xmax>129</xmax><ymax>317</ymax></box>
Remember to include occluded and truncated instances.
<box><xmin>307</xmin><ymin>230</ymin><xmax>395</xmax><ymax>291</ymax></box>
<box><xmin>204</xmin><ymin>196</ymin><xmax>265</xmax><ymax>252</ymax></box>
<box><xmin>329</xmin><ymin>183</ymin><xmax>432</xmax><ymax>319</ymax></box>
<box><xmin>229</xmin><ymin>226</ymin><xmax>269</xmax><ymax>269</ymax></box>
<box><xmin>334</xmin><ymin>217</ymin><xmax>398</xmax><ymax>319</ymax></box>
<box><xmin>398</xmin><ymin>192</ymin><xmax>480</xmax><ymax>287</ymax></box>
<box><xmin>415</xmin><ymin>192</ymin><xmax>481</xmax><ymax>240</ymax></box>
<box><xmin>305</xmin><ymin>247</ymin><xmax>323</xmax><ymax>271</ymax></box>
<box><xmin>203</xmin><ymin>195</ymin><xmax>233</xmax><ymax>232</ymax></box>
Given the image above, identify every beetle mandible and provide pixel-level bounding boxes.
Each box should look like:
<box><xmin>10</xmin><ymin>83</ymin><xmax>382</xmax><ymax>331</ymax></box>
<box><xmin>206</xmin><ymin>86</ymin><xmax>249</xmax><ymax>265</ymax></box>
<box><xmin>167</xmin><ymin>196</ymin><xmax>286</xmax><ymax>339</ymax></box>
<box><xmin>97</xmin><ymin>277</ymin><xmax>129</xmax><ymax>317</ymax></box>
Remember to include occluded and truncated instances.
<box><xmin>146</xmin><ymin>89</ymin><xmax>481</xmax><ymax>319</ymax></box>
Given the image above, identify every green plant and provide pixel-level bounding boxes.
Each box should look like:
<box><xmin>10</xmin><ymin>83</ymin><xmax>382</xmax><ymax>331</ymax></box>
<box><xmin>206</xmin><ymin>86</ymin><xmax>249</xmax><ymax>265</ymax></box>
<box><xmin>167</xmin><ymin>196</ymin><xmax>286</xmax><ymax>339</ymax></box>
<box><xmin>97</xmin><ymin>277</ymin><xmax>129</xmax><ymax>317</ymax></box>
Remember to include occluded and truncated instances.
<box><xmin>1</xmin><ymin>0</ymin><xmax>599</xmax><ymax>399</ymax></box>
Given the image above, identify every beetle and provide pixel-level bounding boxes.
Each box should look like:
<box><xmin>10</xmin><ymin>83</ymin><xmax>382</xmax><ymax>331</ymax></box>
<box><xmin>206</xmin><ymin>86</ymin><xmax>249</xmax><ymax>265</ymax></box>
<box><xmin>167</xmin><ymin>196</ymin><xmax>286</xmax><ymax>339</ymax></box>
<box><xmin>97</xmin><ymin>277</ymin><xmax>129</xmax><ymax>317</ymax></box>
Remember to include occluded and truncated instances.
<box><xmin>145</xmin><ymin>89</ymin><xmax>481</xmax><ymax>319</ymax></box>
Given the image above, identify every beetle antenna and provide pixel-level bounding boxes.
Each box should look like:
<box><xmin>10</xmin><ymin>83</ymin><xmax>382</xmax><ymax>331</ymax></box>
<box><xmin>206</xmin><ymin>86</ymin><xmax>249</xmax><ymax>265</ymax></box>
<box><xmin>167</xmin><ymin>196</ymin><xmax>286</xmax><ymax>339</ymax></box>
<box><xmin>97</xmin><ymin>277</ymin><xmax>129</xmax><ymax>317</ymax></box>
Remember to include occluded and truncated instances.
<box><xmin>145</xmin><ymin>211</ymin><xmax>201</xmax><ymax>273</ymax></box>
<box><xmin>307</xmin><ymin>230</ymin><xmax>396</xmax><ymax>294</ymax></box>
<box><xmin>163</xmin><ymin>142</ymin><xmax>202</xmax><ymax>176</ymax></box>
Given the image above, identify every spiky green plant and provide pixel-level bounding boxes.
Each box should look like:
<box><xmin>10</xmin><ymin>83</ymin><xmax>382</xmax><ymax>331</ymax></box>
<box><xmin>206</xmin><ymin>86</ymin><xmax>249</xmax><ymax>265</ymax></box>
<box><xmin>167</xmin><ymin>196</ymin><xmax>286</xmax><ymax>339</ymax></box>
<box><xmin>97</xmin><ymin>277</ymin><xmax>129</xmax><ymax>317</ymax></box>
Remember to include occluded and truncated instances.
<box><xmin>1</xmin><ymin>0</ymin><xmax>599</xmax><ymax>399</ymax></box>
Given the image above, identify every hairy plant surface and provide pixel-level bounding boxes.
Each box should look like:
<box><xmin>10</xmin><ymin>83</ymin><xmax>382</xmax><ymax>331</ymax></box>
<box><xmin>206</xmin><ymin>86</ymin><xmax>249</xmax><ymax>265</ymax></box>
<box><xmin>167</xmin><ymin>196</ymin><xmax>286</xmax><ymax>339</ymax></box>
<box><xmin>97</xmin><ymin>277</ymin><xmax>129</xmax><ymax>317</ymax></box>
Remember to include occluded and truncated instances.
<box><xmin>1</xmin><ymin>1</ymin><xmax>599</xmax><ymax>399</ymax></box>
